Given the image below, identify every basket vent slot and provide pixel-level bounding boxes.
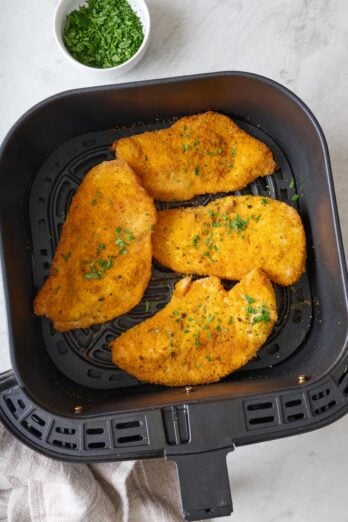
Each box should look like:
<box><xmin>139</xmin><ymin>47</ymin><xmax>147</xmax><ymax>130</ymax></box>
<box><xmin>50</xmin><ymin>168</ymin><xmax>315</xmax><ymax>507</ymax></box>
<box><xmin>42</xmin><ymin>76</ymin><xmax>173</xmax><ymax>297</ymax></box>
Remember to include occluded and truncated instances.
<box><xmin>244</xmin><ymin>398</ymin><xmax>280</xmax><ymax>430</ymax></box>
<box><xmin>21</xmin><ymin>420</ymin><xmax>43</xmax><ymax>439</ymax></box>
<box><xmin>47</xmin><ymin>421</ymin><xmax>79</xmax><ymax>451</ymax></box>
<box><xmin>116</xmin><ymin>420</ymin><xmax>140</xmax><ymax>430</ymax></box>
<box><xmin>112</xmin><ymin>414</ymin><xmax>149</xmax><ymax>447</ymax></box>
<box><xmin>313</xmin><ymin>401</ymin><xmax>337</xmax><ymax>415</ymax></box>
<box><xmin>163</xmin><ymin>405</ymin><xmax>190</xmax><ymax>445</ymax></box>
<box><xmin>3</xmin><ymin>392</ymin><xmax>31</xmax><ymax>420</ymax></box>
<box><xmin>84</xmin><ymin>421</ymin><xmax>110</xmax><ymax>451</ymax></box>
<box><xmin>117</xmin><ymin>435</ymin><xmax>143</xmax><ymax>444</ymax></box>
<box><xmin>55</xmin><ymin>426</ymin><xmax>75</xmax><ymax>435</ymax></box>
<box><xmin>31</xmin><ymin>413</ymin><xmax>46</xmax><ymax>427</ymax></box>
<box><xmin>281</xmin><ymin>394</ymin><xmax>309</xmax><ymax>423</ymax></box>
<box><xmin>309</xmin><ymin>384</ymin><xmax>339</xmax><ymax>417</ymax></box>
<box><xmin>52</xmin><ymin>439</ymin><xmax>77</xmax><ymax>449</ymax></box>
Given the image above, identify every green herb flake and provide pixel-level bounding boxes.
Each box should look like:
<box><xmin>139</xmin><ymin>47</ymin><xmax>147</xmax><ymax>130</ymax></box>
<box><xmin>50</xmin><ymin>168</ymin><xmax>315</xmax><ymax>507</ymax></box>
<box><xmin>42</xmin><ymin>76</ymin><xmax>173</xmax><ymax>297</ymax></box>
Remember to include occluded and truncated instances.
<box><xmin>216</xmin><ymin>325</ymin><xmax>222</xmax><ymax>332</ymax></box>
<box><xmin>253</xmin><ymin>306</ymin><xmax>271</xmax><ymax>324</ymax></box>
<box><xmin>291</xmin><ymin>194</ymin><xmax>300</xmax><ymax>202</ymax></box>
<box><xmin>182</xmin><ymin>143</ymin><xmax>188</xmax><ymax>152</ymax></box>
<box><xmin>91</xmin><ymin>198</ymin><xmax>97</xmax><ymax>206</ymax></box>
<box><xmin>251</xmin><ymin>214</ymin><xmax>261</xmax><ymax>222</ymax></box>
<box><xmin>194</xmin><ymin>165</ymin><xmax>200</xmax><ymax>176</ymax></box>
<box><xmin>84</xmin><ymin>272</ymin><xmax>100</xmax><ymax>280</ymax></box>
<box><xmin>63</xmin><ymin>0</ymin><xmax>145</xmax><ymax>69</ymax></box>
<box><xmin>231</xmin><ymin>147</ymin><xmax>237</xmax><ymax>157</ymax></box>
<box><xmin>205</xmin><ymin>355</ymin><xmax>212</xmax><ymax>362</ymax></box>
<box><xmin>63</xmin><ymin>251</ymin><xmax>71</xmax><ymax>262</ymax></box>
<box><xmin>192</xmin><ymin>234</ymin><xmax>200</xmax><ymax>248</ymax></box>
<box><xmin>229</xmin><ymin>214</ymin><xmax>249</xmax><ymax>234</ymax></box>
<box><xmin>261</xmin><ymin>198</ymin><xmax>269</xmax><ymax>205</ymax></box>
<box><xmin>228</xmin><ymin>316</ymin><xmax>233</xmax><ymax>325</ymax></box>
<box><xmin>244</xmin><ymin>294</ymin><xmax>255</xmax><ymax>304</ymax></box>
<box><xmin>217</xmin><ymin>147</ymin><xmax>223</xmax><ymax>155</ymax></box>
<box><xmin>96</xmin><ymin>242</ymin><xmax>106</xmax><ymax>255</ymax></box>
<box><xmin>145</xmin><ymin>301</ymin><xmax>151</xmax><ymax>313</ymax></box>
<box><xmin>289</xmin><ymin>179</ymin><xmax>295</xmax><ymax>189</ymax></box>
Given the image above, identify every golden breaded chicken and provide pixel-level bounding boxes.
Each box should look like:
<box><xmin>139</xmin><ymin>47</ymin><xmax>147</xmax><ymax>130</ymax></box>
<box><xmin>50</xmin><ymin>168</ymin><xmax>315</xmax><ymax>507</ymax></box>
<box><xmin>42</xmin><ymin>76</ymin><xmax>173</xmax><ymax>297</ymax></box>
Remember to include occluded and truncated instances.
<box><xmin>113</xmin><ymin>111</ymin><xmax>276</xmax><ymax>201</ymax></box>
<box><xmin>34</xmin><ymin>160</ymin><xmax>156</xmax><ymax>331</ymax></box>
<box><xmin>111</xmin><ymin>269</ymin><xmax>277</xmax><ymax>386</ymax></box>
<box><xmin>153</xmin><ymin>195</ymin><xmax>306</xmax><ymax>286</ymax></box>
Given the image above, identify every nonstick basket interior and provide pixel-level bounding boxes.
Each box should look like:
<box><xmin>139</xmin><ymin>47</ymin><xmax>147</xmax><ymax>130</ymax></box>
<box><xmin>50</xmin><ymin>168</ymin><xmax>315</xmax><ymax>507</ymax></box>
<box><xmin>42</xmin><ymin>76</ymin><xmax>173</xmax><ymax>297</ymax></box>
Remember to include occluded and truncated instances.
<box><xmin>29</xmin><ymin>118</ymin><xmax>313</xmax><ymax>389</ymax></box>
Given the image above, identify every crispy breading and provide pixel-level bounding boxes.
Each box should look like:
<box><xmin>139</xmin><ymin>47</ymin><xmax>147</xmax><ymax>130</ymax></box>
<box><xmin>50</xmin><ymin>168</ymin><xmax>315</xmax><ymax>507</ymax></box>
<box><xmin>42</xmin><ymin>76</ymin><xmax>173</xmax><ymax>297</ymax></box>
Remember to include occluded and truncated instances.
<box><xmin>112</xmin><ymin>111</ymin><xmax>276</xmax><ymax>201</ymax></box>
<box><xmin>34</xmin><ymin>160</ymin><xmax>156</xmax><ymax>331</ymax></box>
<box><xmin>153</xmin><ymin>195</ymin><xmax>306</xmax><ymax>286</ymax></box>
<box><xmin>111</xmin><ymin>269</ymin><xmax>277</xmax><ymax>386</ymax></box>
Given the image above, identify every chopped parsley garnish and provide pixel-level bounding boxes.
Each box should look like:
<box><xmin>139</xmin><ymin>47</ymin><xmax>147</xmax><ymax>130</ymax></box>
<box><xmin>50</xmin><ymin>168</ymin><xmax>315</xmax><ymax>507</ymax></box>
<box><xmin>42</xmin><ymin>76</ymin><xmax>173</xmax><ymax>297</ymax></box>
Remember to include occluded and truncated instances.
<box><xmin>192</xmin><ymin>234</ymin><xmax>200</xmax><ymax>248</ymax></box>
<box><xmin>205</xmin><ymin>355</ymin><xmax>212</xmax><ymax>362</ymax></box>
<box><xmin>253</xmin><ymin>306</ymin><xmax>271</xmax><ymax>323</ymax></box>
<box><xmin>84</xmin><ymin>272</ymin><xmax>100</xmax><ymax>280</ymax></box>
<box><xmin>229</xmin><ymin>214</ymin><xmax>249</xmax><ymax>234</ymax></box>
<box><xmin>246</xmin><ymin>305</ymin><xmax>257</xmax><ymax>316</ymax></box>
<box><xmin>63</xmin><ymin>251</ymin><xmax>71</xmax><ymax>262</ymax></box>
<box><xmin>84</xmin><ymin>255</ymin><xmax>114</xmax><ymax>279</ymax></box>
<box><xmin>96</xmin><ymin>242</ymin><xmax>106</xmax><ymax>255</ymax></box>
<box><xmin>91</xmin><ymin>198</ymin><xmax>97</xmax><ymax>206</ymax></box>
<box><xmin>261</xmin><ymin>198</ymin><xmax>269</xmax><ymax>205</ymax></box>
<box><xmin>145</xmin><ymin>300</ymin><xmax>151</xmax><ymax>313</ymax></box>
<box><xmin>291</xmin><ymin>194</ymin><xmax>300</xmax><ymax>202</ymax></box>
<box><xmin>172</xmin><ymin>309</ymin><xmax>179</xmax><ymax>317</ymax></box>
<box><xmin>244</xmin><ymin>294</ymin><xmax>255</xmax><ymax>304</ymax></box>
<box><xmin>231</xmin><ymin>146</ymin><xmax>237</xmax><ymax>157</ymax></box>
<box><xmin>251</xmin><ymin>214</ymin><xmax>261</xmax><ymax>222</ymax></box>
<box><xmin>182</xmin><ymin>143</ymin><xmax>188</xmax><ymax>152</ymax></box>
<box><xmin>63</xmin><ymin>0</ymin><xmax>144</xmax><ymax>69</ymax></box>
<box><xmin>217</xmin><ymin>147</ymin><xmax>223</xmax><ymax>155</ymax></box>
<box><xmin>194</xmin><ymin>165</ymin><xmax>200</xmax><ymax>176</ymax></box>
<box><xmin>115</xmin><ymin>226</ymin><xmax>135</xmax><ymax>255</ymax></box>
<box><xmin>228</xmin><ymin>316</ymin><xmax>233</xmax><ymax>325</ymax></box>
<box><xmin>289</xmin><ymin>179</ymin><xmax>295</xmax><ymax>189</ymax></box>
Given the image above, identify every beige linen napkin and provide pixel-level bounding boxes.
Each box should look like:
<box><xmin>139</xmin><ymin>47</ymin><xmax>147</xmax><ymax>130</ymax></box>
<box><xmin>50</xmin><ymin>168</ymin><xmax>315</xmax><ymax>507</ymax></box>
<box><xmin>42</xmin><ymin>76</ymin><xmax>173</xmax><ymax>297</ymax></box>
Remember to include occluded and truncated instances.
<box><xmin>0</xmin><ymin>423</ymin><xmax>185</xmax><ymax>521</ymax></box>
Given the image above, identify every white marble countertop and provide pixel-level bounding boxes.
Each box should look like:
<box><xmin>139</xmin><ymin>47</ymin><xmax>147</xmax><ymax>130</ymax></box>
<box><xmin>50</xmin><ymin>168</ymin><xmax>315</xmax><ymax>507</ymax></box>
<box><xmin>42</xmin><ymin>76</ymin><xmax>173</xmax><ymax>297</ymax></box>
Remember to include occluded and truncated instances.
<box><xmin>0</xmin><ymin>1</ymin><xmax>347</xmax><ymax>521</ymax></box>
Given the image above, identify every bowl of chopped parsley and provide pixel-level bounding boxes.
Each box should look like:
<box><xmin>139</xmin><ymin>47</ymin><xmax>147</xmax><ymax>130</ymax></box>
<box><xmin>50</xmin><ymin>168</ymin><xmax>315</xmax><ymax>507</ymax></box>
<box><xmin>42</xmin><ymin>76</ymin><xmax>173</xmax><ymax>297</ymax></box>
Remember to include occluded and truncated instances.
<box><xmin>54</xmin><ymin>0</ymin><xmax>150</xmax><ymax>75</ymax></box>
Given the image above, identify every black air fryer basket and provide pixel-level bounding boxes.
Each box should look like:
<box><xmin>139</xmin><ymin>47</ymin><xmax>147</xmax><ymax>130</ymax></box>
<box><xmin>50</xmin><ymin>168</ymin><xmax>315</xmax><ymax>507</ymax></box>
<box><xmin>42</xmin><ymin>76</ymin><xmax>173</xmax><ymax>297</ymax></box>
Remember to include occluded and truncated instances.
<box><xmin>0</xmin><ymin>72</ymin><xmax>347</xmax><ymax>520</ymax></box>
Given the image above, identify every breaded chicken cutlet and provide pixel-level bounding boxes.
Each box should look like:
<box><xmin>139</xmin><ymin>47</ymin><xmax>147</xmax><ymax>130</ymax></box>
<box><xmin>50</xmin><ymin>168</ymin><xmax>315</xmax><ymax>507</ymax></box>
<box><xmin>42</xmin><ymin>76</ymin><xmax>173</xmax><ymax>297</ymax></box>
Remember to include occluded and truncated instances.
<box><xmin>153</xmin><ymin>195</ymin><xmax>306</xmax><ymax>286</ymax></box>
<box><xmin>34</xmin><ymin>160</ymin><xmax>156</xmax><ymax>331</ymax></box>
<box><xmin>111</xmin><ymin>269</ymin><xmax>277</xmax><ymax>386</ymax></box>
<box><xmin>112</xmin><ymin>111</ymin><xmax>276</xmax><ymax>201</ymax></box>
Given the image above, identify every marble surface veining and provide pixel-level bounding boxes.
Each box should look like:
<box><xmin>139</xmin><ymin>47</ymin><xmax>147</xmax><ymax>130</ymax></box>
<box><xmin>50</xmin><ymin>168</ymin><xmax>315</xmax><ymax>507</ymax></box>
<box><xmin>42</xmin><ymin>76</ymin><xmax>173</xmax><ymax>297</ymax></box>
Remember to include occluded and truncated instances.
<box><xmin>0</xmin><ymin>1</ymin><xmax>347</xmax><ymax>521</ymax></box>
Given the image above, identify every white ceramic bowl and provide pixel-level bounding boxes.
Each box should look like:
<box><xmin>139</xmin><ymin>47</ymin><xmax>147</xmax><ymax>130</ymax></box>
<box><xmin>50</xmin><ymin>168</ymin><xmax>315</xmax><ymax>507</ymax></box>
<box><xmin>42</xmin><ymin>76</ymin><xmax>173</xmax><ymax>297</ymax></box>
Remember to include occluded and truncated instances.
<box><xmin>54</xmin><ymin>0</ymin><xmax>150</xmax><ymax>77</ymax></box>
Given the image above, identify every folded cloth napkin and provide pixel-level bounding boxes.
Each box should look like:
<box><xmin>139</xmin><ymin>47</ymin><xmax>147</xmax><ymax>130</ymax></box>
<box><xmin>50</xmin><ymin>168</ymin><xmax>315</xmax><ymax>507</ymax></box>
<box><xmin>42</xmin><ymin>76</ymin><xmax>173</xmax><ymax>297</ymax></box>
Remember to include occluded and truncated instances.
<box><xmin>0</xmin><ymin>423</ymin><xmax>185</xmax><ymax>522</ymax></box>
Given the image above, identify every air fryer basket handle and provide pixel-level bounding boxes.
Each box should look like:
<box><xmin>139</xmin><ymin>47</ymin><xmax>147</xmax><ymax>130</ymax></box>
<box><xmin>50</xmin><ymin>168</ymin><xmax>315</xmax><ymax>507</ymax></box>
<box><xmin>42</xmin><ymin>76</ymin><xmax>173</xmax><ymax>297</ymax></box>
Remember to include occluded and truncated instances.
<box><xmin>171</xmin><ymin>448</ymin><xmax>233</xmax><ymax>520</ymax></box>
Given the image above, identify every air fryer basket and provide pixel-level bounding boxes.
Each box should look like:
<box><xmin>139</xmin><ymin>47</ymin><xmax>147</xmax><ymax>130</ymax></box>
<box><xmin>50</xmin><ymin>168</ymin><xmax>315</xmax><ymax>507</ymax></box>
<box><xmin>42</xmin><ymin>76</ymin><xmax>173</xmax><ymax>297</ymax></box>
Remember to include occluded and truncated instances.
<box><xmin>0</xmin><ymin>72</ymin><xmax>347</xmax><ymax>521</ymax></box>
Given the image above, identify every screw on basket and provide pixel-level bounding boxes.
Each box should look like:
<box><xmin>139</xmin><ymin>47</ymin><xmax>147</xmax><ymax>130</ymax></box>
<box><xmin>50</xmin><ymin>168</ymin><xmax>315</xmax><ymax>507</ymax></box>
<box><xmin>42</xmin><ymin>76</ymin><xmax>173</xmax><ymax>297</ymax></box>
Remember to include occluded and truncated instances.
<box><xmin>74</xmin><ymin>405</ymin><xmax>83</xmax><ymax>414</ymax></box>
<box><xmin>298</xmin><ymin>374</ymin><xmax>310</xmax><ymax>384</ymax></box>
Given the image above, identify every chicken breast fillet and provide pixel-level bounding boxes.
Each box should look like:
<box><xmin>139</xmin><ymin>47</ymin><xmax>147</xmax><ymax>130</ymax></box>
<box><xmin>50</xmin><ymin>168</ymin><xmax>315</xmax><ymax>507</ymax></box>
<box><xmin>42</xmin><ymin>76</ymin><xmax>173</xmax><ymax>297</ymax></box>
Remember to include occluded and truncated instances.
<box><xmin>34</xmin><ymin>160</ymin><xmax>156</xmax><ymax>331</ymax></box>
<box><xmin>111</xmin><ymin>269</ymin><xmax>277</xmax><ymax>386</ymax></box>
<box><xmin>153</xmin><ymin>195</ymin><xmax>306</xmax><ymax>286</ymax></box>
<box><xmin>112</xmin><ymin>111</ymin><xmax>276</xmax><ymax>201</ymax></box>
